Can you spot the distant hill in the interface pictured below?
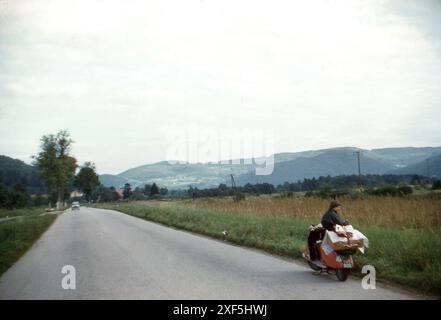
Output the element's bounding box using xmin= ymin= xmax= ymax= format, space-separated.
xmin=0 ymin=155 xmax=45 ymax=192
xmin=235 ymin=148 xmax=396 ymax=185
xmin=98 ymin=174 xmax=129 ymax=189
xmin=98 ymin=146 xmax=441 ymax=189
xmin=236 ymin=147 xmax=441 ymax=185
xmin=391 ymin=154 xmax=441 ymax=177
xmin=115 ymin=161 xmax=254 ymax=189
xmin=366 ymin=147 xmax=441 ymax=167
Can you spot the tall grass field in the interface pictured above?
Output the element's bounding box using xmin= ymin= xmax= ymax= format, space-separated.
xmin=96 ymin=194 xmax=441 ymax=294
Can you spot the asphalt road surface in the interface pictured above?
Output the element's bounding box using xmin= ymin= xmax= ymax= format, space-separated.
xmin=0 ymin=207 xmax=421 ymax=299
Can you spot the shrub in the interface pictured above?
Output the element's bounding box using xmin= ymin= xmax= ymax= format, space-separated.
xmin=432 ymin=179 xmax=441 ymax=190
xmin=0 ymin=183 xmax=31 ymax=209
xmin=397 ymin=184 xmax=413 ymax=196
xmin=366 ymin=185 xmax=413 ymax=197
xmin=304 ymin=191 xmax=315 ymax=197
xmin=233 ymin=193 xmax=246 ymax=202
xmin=32 ymin=194 xmax=49 ymax=207
xmin=317 ymin=183 xmax=334 ymax=198
xmin=281 ymin=191 xmax=294 ymax=198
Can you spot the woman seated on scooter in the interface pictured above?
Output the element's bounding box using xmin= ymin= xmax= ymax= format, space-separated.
xmin=308 ymin=201 xmax=349 ymax=261
xmin=321 ymin=200 xmax=349 ymax=230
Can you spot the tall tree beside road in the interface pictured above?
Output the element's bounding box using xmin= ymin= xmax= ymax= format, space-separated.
xmin=123 ymin=183 xmax=132 ymax=199
xmin=33 ymin=130 xmax=77 ymax=209
xmin=74 ymin=162 xmax=100 ymax=201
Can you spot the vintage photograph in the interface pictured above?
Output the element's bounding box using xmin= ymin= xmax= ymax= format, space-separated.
xmin=0 ymin=0 xmax=440 ymax=306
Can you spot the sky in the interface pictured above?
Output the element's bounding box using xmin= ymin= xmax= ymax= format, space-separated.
xmin=0 ymin=0 xmax=440 ymax=174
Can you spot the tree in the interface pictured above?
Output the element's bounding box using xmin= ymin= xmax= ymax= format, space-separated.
xmin=432 ymin=179 xmax=441 ymax=190
xmin=33 ymin=130 xmax=77 ymax=209
xmin=159 ymin=187 xmax=168 ymax=196
xmin=144 ymin=184 xmax=152 ymax=195
xmin=123 ymin=183 xmax=132 ymax=199
xmin=33 ymin=193 xmax=49 ymax=207
xmin=74 ymin=162 xmax=100 ymax=201
xmin=11 ymin=182 xmax=30 ymax=207
xmin=150 ymin=183 xmax=160 ymax=196
xmin=318 ymin=183 xmax=334 ymax=198
xmin=0 ymin=184 xmax=8 ymax=208
xmin=93 ymin=185 xmax=120 ymax=202
xmin=410 ymin=175 xmax=421 ymax=185
xmin=0 ymin=183 xmax=30 ymax=209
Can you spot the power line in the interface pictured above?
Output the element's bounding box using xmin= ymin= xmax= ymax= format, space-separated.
xmin=354 ymin=151 xmax=361 ymax=176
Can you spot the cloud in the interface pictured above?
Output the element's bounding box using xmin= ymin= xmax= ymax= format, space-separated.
xmin=0 ymin=0 xmax=440 ymax=173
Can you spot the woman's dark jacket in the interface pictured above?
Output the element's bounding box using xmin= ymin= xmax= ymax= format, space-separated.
xmin=321 ymin=209 xmax=348 ymax=230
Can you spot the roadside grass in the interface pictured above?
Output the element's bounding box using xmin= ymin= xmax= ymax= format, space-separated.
xmin=0 ymin=207 xmax=52 ymax=219
xmin=95 ymin=201 xmax=441 ymax=294
xmin=0 ymin=213 xmax=57 ymax=276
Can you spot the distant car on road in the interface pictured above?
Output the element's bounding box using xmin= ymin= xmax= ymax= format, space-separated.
xmin=71 ymin=201 xmax=80 ymax=211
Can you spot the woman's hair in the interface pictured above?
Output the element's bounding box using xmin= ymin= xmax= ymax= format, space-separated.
xmin=329 ymin=200 xmax=342 ymax=210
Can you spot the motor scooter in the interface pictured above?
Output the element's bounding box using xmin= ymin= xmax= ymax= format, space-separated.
xmin=303 ymin=227 xmax=361 ymax=281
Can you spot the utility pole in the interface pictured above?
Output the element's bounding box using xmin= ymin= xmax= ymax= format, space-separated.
xmin=426 ymin=159 xmax=431 ymax=182
xmin=230 ymin=174 xmax=237 ymax=190
xmin=354 ymin=151 xmax=362 ymax=189
xmin=230 ymin=174 xmax=238 ymax=196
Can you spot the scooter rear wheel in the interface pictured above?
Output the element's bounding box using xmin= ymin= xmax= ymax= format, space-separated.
xmin=336 ymin=268 xmax=349 ymax=281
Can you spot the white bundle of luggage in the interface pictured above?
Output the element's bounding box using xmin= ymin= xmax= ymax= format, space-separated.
xmin=322 ymin=225 xmax=369 ymax=254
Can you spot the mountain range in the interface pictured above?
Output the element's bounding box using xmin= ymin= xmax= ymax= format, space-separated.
xmin=98 ymin=146 xmax=441 ymax=189
xmin=2 ymin=146 xmax=439 ymax=192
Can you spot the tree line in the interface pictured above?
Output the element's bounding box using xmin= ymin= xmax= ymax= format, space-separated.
xmin=0 ymin=127 xmax=170 ymax=208
xmin=181 ymin=174 xmax=439 ymax=199
xmin=115 ymin=183 xmax=169 ymax=201
xmin=0 ymin=130 xmax=102 ymax=209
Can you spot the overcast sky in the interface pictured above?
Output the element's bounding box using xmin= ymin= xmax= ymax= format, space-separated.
xmin=0 ymin=0 xmax=440 ymax=174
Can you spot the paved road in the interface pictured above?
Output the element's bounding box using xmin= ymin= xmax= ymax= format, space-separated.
xmin=0 ymin=207 xmax=421 ymax=299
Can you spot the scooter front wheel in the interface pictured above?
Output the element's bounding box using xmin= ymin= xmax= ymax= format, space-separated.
xmin=336 ymin=268 xmax=349 ymax=281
